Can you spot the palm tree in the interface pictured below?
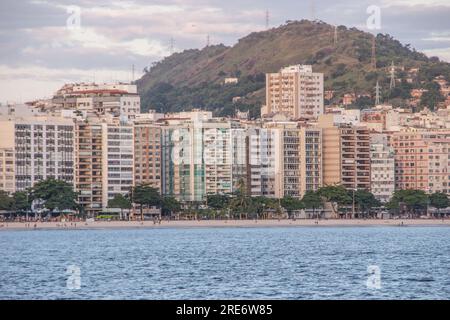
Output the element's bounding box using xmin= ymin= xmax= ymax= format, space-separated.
xmin=230 ymin=179 xmax=252 ymax=219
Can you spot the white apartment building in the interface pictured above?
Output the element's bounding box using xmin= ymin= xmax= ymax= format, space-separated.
xmin=0 ymin=117 xmax=75 ymax=192
xmin=52 ymin=83 xmax=140 ymax=120
xmin=102 ymin=122 xmax=134 ymax=208
xmin=263 ymin=65 xmax=324 ymax=119
xmin=370 ymin=134 xmax=395 ymax=203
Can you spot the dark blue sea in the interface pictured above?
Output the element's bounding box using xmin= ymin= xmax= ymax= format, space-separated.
xmin=1 ymin=226 xmax=449 ymax=299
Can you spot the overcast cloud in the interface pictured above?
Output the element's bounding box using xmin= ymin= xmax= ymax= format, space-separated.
xmin=1 ymin=0 xmax=449 ymax=103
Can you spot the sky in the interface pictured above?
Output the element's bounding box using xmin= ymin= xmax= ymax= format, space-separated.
xmin=0 ymin=0 xmax=450 ymax=104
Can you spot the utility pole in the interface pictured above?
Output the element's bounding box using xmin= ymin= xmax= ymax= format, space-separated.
xmin=375 ymin=81 xmax=381 ymax=105
xmin=390 ymin=61 xmax=396 ymax=90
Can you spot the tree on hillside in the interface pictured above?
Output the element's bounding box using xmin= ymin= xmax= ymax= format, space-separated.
xmin=108 ymin=194 xmax=132 ymax=220
xmin=31 ymin=179 xmax=78 ymax=215
xmin=429 ymin=192 xmax=449 ymax=217
xmin=132 ymin=185 xmax=161 ymax=220
xmin=302 ymin=191 xmax=324 ymax=219
xmin=420 ymin=82 xmax=445 ymax=111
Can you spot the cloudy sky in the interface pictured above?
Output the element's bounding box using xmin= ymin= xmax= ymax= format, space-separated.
xmin=0 ymin=0 xmax=449 ymax=103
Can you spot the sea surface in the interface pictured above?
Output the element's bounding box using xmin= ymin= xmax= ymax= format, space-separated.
xmin=1 ymin=226 xmax=450 ymax=300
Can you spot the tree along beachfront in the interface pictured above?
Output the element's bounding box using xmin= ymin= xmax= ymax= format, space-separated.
xmin=0 ymin=179 xmax=448 ymax=220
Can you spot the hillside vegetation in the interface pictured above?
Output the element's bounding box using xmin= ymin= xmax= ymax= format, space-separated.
xmin=137 ymin=20 xmax=450 ymax=117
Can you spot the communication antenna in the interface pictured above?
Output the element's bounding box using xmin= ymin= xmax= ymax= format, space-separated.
xmin=206 ymin=34 xmax=210 ymax=47
xmin=375 ymin=81 xmax=381 ymax=105
xmin=389 ymin=61 xmax=396 ymax=90
xmin=265 ymin=9 xmax=270 ymax=29
xmin=371 ymin=35 xmax=377 ymax=70
xmin=131 ymin=64 xmax=135 ymax=83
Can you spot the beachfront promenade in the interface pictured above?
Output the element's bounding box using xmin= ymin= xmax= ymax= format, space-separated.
xmin=1 ymin=219 xmax=450 ymax=231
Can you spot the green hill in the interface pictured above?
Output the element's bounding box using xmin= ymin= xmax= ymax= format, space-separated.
xmin=137 ymin=19 xmax=450 ymax=117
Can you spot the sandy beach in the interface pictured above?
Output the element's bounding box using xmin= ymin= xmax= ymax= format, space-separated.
xmin=1 ymin=219 xmax=450 ymax=231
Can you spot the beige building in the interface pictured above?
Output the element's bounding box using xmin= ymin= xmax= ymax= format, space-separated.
xmin=133 ymin=120 xmax=162 ymax=192
xmin=0 ymin=148 xmax=14 ymax=193
xmin=250 ymin=120 xmax=322 ymax=198
xmin=74 ymin=121 xmax=104 ymax=216
xmin=392 ymin=129 xmax=450 ymax=194
xmin=319 ymin=115 xmax=371 ymax=190
xmin=263 ymin=65 xmax=324 ymax=119
xmin=74 ymin=118 xmax=135 ymax=215
xmin=0 ymin=121 xmax=15 ymax=193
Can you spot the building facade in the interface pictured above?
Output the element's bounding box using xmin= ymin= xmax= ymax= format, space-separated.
xmin=74 ymin=121 xmax=103 ymax=216
xmin=392 ymin=130 xmax=450 ymax=194
xmin=133 ymin=121 xmax=162 ymax=192
xmin=263 ymin=65 xmax=324 ymax=119
xmin=370 ymin=134 xmax=395 ymax=203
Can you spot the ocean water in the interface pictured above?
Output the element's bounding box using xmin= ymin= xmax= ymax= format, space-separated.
xmin=1 ymin=226 xmax=450 ymax=300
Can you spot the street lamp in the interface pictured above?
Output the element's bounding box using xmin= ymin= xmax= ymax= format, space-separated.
xmin=352 ymin=188 xmax=357 ymax=219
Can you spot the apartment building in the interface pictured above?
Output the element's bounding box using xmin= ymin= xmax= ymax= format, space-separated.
xmin=52 ymin=83 xmax=140 ymax=120
xmin=300 ymin=127 xmax=322 ymax=195
xmin=340 ymin=125 xmax=371 ymax=190
xmin=133 ymin=120 xmax=162 ymax=192
xmin=263 ymin=65 xmax=324 ymax=119
xmin=248 ymin=120 xmax=322 ymax=199
xmin=204 ymin=123 xmax=233 ymax=195
xmin=74 ymin=121 xmax=103 ymax=216
xmin=370 ymin=134 xmax=395 ymax=202
xmin=161 ymin=112 xmax=235 ymax=202
xmin=319 ymin=115 xmax=371 ymax=191
xmin=392 ymin=130 xmax=450 ymax=194
xmin=0 ymin=148 xmax=14 ymax=193
xmin=231 ymin=123 xmax=248 ymax=191
xmin=0 ymin=117 xmax=75 ymax=192
xmin=74 ymin=118 xmax=135 ymax=214
xmin=246 ymin=126 xmax=265 ymax=197
xmin=102 ymin=122 xmax=134 ymax=208
xmin=0 ymin=121 xmax=15 ymax=193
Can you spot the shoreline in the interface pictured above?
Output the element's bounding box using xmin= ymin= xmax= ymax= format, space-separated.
xmin=1 ymin=219 xmax=450 ymax=231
